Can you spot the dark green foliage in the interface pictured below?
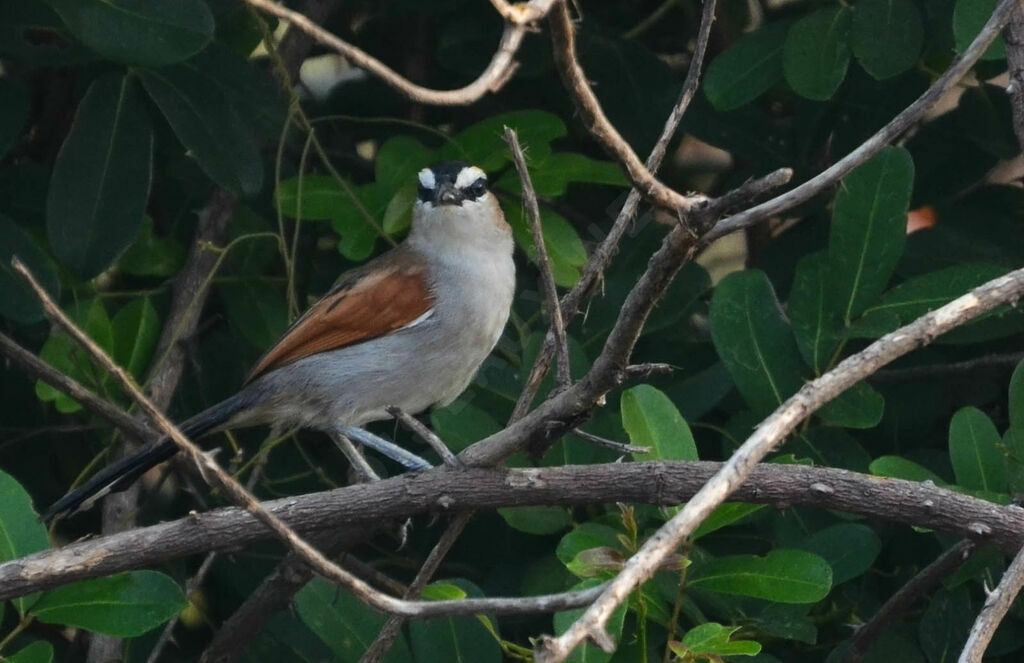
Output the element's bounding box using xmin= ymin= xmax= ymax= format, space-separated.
xmin=1 ymin=0 xmax=1022 ymax=661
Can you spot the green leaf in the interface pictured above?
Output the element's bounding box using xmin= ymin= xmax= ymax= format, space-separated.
xmin=45 ymin=0 xmax=213 ymax=66
xmin=798 ymin=523 xmax=881 ymax=585
xmin=111 ymin=298 xmax=161 ymax=381
xmin=218 ymin=281 xmax=288 ymax=351
xmin=817 ymin=382 xmax=885 ymax=429
xmin=498 ymin=506 xmax=572 ymax=536
xmin=6 ymin=641 xmax=54 ymax=663
xmin=919 ymin=587 xmax=972 ymax=663
xmin=276 ymin=175 xmax=353 ymax=221
xmin=953 ymin=0 xmax=1005 ymax=61
xmin=503 ymin=204 xmax=587 ymax=287
xmin=565 ymin=547 xmax=625 ymax=578
xmin=948 ymin=406 xmax=1006 ymax=493
xmin=783 ymin=6 xmax=852 ymax=101
xmin=35 ymin=300 xmax=114 ymax=414
xmin=0 ymin=214 xmax=60 ymax=324
xmin=496 ymin=152 xmax=628 ymax=198
xmin=869 ymin=455 xmax=945 ymax=484
xmin=556 ymin=523 xmax=623 ymax=567
xmin=295 ymin=577 xmax=412 ymax=662
xmin=118 ymin=216 xmax=186 ymax=277
xmin=376 ymin=136 xmax=432 ymax=194
xmin=46 ymin=73 xmax=151 ymax=278
xmin=676 ymin=622 xmax=762 ymax=657
xmin=692 ymin=503 xmax=765 ymax=540
xmin=440 ymin=110 xmax=566 ymax=171
xmin=710 ymin=270 xmax=807 ymax=416
xmin=854 ymin=264 xmax=1009 ymax=336
xmin=554 ymin=579 xmax=627 ymax=663
xmin=0 ymin=469 xmax=50 ymax=616
xmin=689 ymin=549 xmax=832 ymax=603
xmin=851 ymin=0 xmax=924 ymax=79
xmin=31 ymin=571 xmax=186 ymax=636
xmin=1010 ymin=359 xmax=1024 ymax=431
xmin=828 ymin=146 xmax=915 ymax=323
xmin=382 ymin=182 xmax=417 ymax=235
xmin=430 ymin=400 xmax=501 ymax=452
xmin=704 ymin=22 xmax=788 ymax=111
xmin=409 ymin=580 xmax=501 ymax=663
xmin=620 ymin=385 xmax=698 ymax=461
xmin=789 ymin=252 xmax=842 ymax=374
xmin=140 ymin=66 xmax=262 ymax=196
xmin=0 ymin=78 xmax=29 ymax=160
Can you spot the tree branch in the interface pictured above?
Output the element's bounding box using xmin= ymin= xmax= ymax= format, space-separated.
xmin=534 ymin=265 xmax=1024 ymax=661
xmin=7 ymin=461 xmax=1024 ymax=602
xmin=959 ymin=542 xmax=1024 ymax=662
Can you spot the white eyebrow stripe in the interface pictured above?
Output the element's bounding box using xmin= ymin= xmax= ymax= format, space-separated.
xmin=455 ymin=166 xmax=486 ymax=189
xmin=418 ymin=168 xmax=436 ymax=190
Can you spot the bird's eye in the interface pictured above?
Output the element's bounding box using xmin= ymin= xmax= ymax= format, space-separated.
xmin=468 ymin=178 xmax=487 ymax=198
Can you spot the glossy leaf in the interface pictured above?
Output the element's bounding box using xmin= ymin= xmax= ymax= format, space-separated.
xmin=798 ymin=523 xmax=881 ymax=585
xmin=675 ymin=623 xmax=762 ymax=657
xmin=276 ymin=175 xmax=355 ymax=221
xmin=409 ymin=580 xmax=501 ymax=663
xmin=31 ymin=571 xmax=186 ymax=636
xmin=35 ymin=300 xmax=114 ymax=414
xmin=295 ymin=577 xmax=412 ymax=662
xmin=783 ymin=6 xmax=852 ymax=101
xmin=0 ymin=79 xmax=29 ymax=159
xmin=789 ymin=251 xmax=842 ymax=374
xmin=919 ymin=587 xmax=972 ymax=663
xmin=1010 ymin=359 xmax=1024 ymax=431
xmin=504 ymin=204 xmax=587 ymax=287
xmin=620 ymin=385 xmax=698 ymax=461
xmin=851 ymin=0 xmax=924 ymax=79
xmin=497 ymin=152 xmax=628 ymax=197
xmin=0 ymin=469 xmax=49 ymax=616
xmin=140 ymin=66 xmax=262 ymax=196
xmin=554 ymin=579 xmax=627 ymax=663
xmin=953 ymin=0 xmax=1005 ymax=61
xmin=710 ymin=270 xmax=807 ymax=416
xmin=376 ymin=136 xmax=432 ymax=194
xmin=828 ymin=146 xmax=914 ymax=323
xmin=689 ymin=549 xmax=832 ymax=603
xmin=692 ymin=503 xmax=765 ymax=540
xmin=45 ymin=0 xmax=213 ymax=66
xmin=869 ymin=456 xmax=945 ymax=484
xmin=817 ymin=382 xmax=885 ymax=429
xmin=948 ymin=406 xmax=1006 ymax=493
xmin=556 ymin=523 xmax=623 ymax=567
xmin=430 ymin=400 xmax=501 ymax=452
xmin=439 ymin=110 xmax=566 ymax=171
xmin=498 ymin=506 xmax=572 ymax=536
xmin=704 ymin=22 xmax=788 ymax=111
xmin=119 ymin=216 xmax=186 ymax=277
xmin=0 ymin=214 xmax=60 ymax=324
xmin=6 ymin=641 xmax=54 ymax=663
xmin=111 ymin=298 xmax=161 ymax=381
xmin=46 ymin=73 xmax=152 ymax=278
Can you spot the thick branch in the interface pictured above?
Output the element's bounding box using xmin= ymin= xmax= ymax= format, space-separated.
xmin=1004 ymin=3 xmax=1024 ymax=150
xmin=7 ymin=461 xmax=1024 ymax=602
xmin=535 ymin=265 xmax=1024 ymax=661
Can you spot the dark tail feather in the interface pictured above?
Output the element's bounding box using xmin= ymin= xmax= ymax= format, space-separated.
xmin=41 ymin=394 xmax=250 ymax=522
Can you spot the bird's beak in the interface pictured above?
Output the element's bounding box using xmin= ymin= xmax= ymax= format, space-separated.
xmin=434 ymin=182 xmax=463 ymax=206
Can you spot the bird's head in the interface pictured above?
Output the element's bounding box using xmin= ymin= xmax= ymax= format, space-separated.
xmin=416 ymin=161 xmax=490 ymax=209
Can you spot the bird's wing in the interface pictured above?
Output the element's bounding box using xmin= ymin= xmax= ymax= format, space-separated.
xmin=245 ymin=249 xmax=435 ymax=383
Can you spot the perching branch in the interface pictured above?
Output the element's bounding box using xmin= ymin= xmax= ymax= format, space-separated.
xmin=243 ymin=0 xmax=558 ymax=106
xmin=7 ymin=461 xmax=1024 ymax=603
xmin=959 ymin=542 xmax=1024 ymax=662
xmin=534 ymin=265 xmax=1024 ymax=662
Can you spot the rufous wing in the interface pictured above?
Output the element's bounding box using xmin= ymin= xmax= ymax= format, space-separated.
xmin=246 ymin=257 xmax=435 ymax=382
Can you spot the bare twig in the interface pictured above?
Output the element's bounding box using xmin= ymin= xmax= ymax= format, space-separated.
xmin=510 ymin=0 xmax=720 ymax=421
xmin=8 ymin=461 xmax=1024 ymax=602
xmin=534 ymin=266 xmax=1024 ymax=662
xmin=0 ymin=330 xmax=154 ymax=444
xmin=244 ymin=0 xmax=557 ymax=106
xmin=702 ymin=0 xmax=1021 ymax=244
xmin=843 ymin=540 xmax=977 ymax=663
xmin=870 ymin=351 xmax=1024 ymax=384
xmin=360 ymin=512 xmax=475 ymax=663
xmin=331 ymin=429 xmax=382 ymax=483
xmin=572 ymin=429 xmax=650 ymax=455
xmin=504 ymin=126 xmax=572 ymax=392
xmin=387 ymin=406 xmax=460 ymax=467
xmin=959 ymin=543 xmax=1024 ymax=662
xmin=548 ymin=1 xmax=704 ymax=215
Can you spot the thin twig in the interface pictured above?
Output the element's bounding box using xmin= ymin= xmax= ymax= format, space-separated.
xmin=387 ymin=406 xmax=460 ymax=467
xmin=702 ymin=0 xmax=1021 ymax=244
xmin=331 ymin=429 xmax=382 ymax=483
xmin=870 ymin=352 xmax=1024 ymax=384
xmin=244 ymin=0 xmax=557 ymax=106
xmin=504 ymin=126 xmax=572 ymax=392
xmin=534 ymin=265 xmax=1024 ymax=662
xmin=510 ymin=0 xmax=720 ymax=421
xmin=360 ymin=512 xmax=476 ymax=663
xmin=572 ymin=429 xmax=650 ymax=455
xmin=959 ymin=541 xmax=1024 ymax=662
xmin=843 ymin=540 xmax=976 ymax=663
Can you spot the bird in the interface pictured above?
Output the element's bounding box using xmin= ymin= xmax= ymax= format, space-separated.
xmin=43 ymin=161 xmax=516 ymax=522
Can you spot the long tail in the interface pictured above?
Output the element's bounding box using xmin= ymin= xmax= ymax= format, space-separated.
xmin=41 ymin=394 xmax=251 ymax=522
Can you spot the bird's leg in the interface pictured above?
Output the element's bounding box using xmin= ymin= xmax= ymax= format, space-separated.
xmin=337 ymin=425 xmax=433 ymax=471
